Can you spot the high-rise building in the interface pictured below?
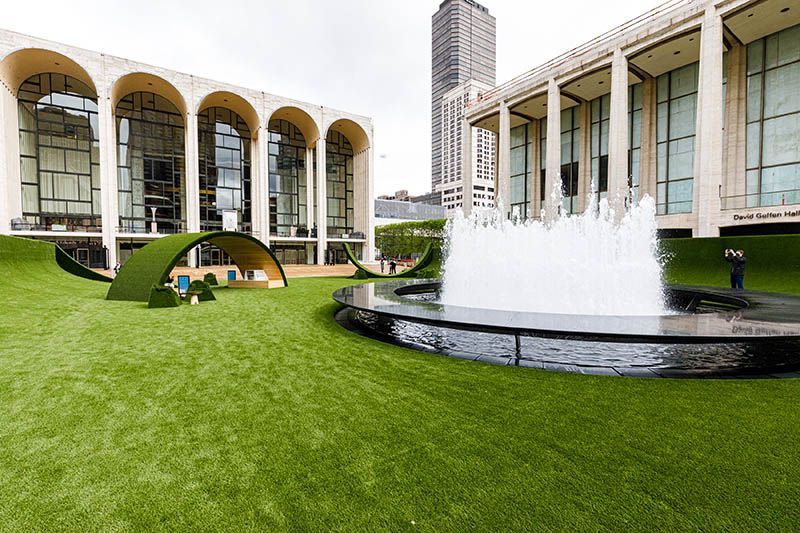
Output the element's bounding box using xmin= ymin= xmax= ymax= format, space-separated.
xmin=431 ymin=0 xmax=496 ymax=197
xmin=438 ymin=80 xmax=496 ymax=213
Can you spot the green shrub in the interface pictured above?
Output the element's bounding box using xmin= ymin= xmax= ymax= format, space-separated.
xmin=188 ymin=280 xmax=216 ymax=302
xmin=415 ymin=266 xmax=440 ymax=279
xmin=203 ymin=272 xmax=218 ymax=286
xmin=147 ymin=284 xmax=181 ymax=308
xmin=352 ymin=269 xmax=369 ymax=280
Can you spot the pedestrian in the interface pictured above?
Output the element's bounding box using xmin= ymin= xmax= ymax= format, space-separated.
xmin=724 ymin=248 xmax=746 ymax=290
xmin=380 ymin=256 xmax=385 ymax=273
xmin=113 ymin=262 xmax=121 ymax=277
xmin=389 ymin=257 xmax=397 ymax=275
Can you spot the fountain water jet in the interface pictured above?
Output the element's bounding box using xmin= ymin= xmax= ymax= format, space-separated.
xmin=440 ymin=195 xmax=665 ymax=316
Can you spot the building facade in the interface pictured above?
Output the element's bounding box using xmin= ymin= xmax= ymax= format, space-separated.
xmin=374 ymin=198 xmax=447 ymax=227
xmin=432 ymin=0 xmax=496 ymax=197
xmin=464 ymin=0 xmax=800 ymax=237
xmin=0 ymin=29 xmax=375 ymax=268
xmin=439 ymin=80 xmax=496 ymax=212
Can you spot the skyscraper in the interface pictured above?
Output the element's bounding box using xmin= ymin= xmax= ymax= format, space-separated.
xmin=431 ymin=0 xmax=496 ymax=196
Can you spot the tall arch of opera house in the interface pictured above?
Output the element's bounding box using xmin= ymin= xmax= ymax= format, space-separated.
xmin=0 ymin=31 xmax=374 ymax=270
xmin=464 ymin=0 xmax=800 ymax=238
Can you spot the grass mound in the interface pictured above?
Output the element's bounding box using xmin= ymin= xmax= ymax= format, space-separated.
xmin=148 ymin=284 xmax=181 ymax=308
xmin=188 ymin=279 xmax=215 ymax=301
xmin=203 ymin=272 xmax=218 ymax=286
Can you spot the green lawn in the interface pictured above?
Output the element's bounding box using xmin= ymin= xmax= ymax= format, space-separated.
xmin=1 ymin=244 xmax=799 ymax=530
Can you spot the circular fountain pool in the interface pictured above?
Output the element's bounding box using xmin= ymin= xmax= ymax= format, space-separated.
xmin=333 ymin=279 xmax=800 ymax=378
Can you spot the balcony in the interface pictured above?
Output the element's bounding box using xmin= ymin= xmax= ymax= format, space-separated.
xmin=721 ymin=189 xmax=800 ymax=211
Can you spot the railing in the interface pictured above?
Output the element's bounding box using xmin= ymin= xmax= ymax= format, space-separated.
xmin=466 ymin=0 xmax=691 ymax=108
xmin=116 ymin=224 xmax=187 ymax=235
xmin=328 ymin=231 xmax=366 ymax=240
xmin=11 ymin=221 xmax=101 ymax=232
xmin=721 ymin=190 xmax=800 ymax=211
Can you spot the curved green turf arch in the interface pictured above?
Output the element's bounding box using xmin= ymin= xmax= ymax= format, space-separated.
xmin=0 ymin=234 xmax=112 ymax=282
xmin=106 ymin=232 xmax=287 ymax=302
xmin=343 ymin=242 xmax=434 ymax=279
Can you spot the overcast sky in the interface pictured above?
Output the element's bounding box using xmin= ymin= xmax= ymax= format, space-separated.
xmin=2 ymin=0 xmax=663 ymax=195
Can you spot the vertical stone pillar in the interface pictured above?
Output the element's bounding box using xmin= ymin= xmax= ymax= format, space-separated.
xmin=305 ymin=146 xmax=314 ymax=228
xmin=1 ymin=87 xmax=22 ymax=230
xmin=577 ymin=103 xmax=592 ymax=213
xmin=249 ymin=129 xmax=259 ymax=239
xmin=184 ymin=112 xmax=200 ymax=234
xmin=545 ymin=79 xmax=562 ymax=219
xmin=608 ymin=48 xmax=630 ymax=216
xmin=257 ymin=129 xmax=269 ymax=243
xmin=364 ymin=146 xmax=375 ymax=262
xmin=0 ymin=86 xmax=14 ymax=232
xmin=639 ymin=77 xmax=657 ymax=199
xmin=496 ymin=101 xmax=511 ymax=216
xmin=98 ymin=89 xmax=118 ymax=267
xmin=315 ymin=138 xmax=327 ymax=265
xmin=530 ymin=119 xmax=541 ymax=219
xmin=695 ymin=5 xmax=724 ymax=237
xmin=184 ymin=110 xmax=200 ymax=267
xmin=461 ymin=119 xmax=473 ymax=216
xmin=723 ymin=43 xmax=747 ymax=201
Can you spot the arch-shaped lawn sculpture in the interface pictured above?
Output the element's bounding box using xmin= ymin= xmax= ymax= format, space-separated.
xmin=344 ymin=242 xmax=434 ymax=279
xmin=106 ymin=231 xmax=287 ymax=302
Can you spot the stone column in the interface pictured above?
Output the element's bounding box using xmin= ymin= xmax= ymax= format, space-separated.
xmin=305 ymin=146 xmax=314 ymax=228
xmin=364 ymin=146 xmax=375 ymax=262
xmin=0 ymin=87 xmax=22 ymax=231
xmin=249 ymin=129 xmax=260 ymax=239
xmin=694 ymin=5 xmax=724 ymax=237
xmin=315 ymin=138 xmax=327 ymax=265
xmin=496 ymin=101 xmax=511 ymax=216
xmin=98 ymin=91 xmax=118 ymax=267
xmin=608 ymin=49 xmax=630 ymax=216
xmin=184 ymin=111 xmax=200 ymax=266
xmin=545 ymin=79 xmax=562 ymax=219
xmin=530 ymin=119 xmax=541 ymax=219
xmin=639 ymin=77 xmax=658 ymax=200
xmin=0 ymin=86 xmax=15 ymax=232
xmin=461 ymin=119 xmax=473 ymax=216
xmin=577 ymin=103 xmax=592 ymax=213
xmin=257 ymin=130 xmax=270 ymax=243
xmin=723 ymin=43 xmax=747 ymax=202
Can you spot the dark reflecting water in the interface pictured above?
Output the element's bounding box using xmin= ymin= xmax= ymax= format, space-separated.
xmin=353 ymin=310 xmax=800 ymax=371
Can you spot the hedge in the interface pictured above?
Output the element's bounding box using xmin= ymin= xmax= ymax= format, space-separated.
xmin=203 ymin=272 xmax=219 ymax=286
xmin=661 ymin=234 xmax=800 ymax=293
xmin=188 ymin=280 xmax=216 ymax=302
xmin=106 ymin=232 xmax=286 ymax=302
xmin=147 ymin=284 xmax=181 ymax=308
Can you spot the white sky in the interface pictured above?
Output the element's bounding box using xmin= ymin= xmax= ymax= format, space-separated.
xmin=2 ymin=0 xmax=664 ymax=195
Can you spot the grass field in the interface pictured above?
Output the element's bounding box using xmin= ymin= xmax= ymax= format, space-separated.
xmin=1 ymin=239 xmax=799 ymax=530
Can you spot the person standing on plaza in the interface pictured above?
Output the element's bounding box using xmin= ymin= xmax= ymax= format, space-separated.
xmin=724 ymin=248 xmax=746 ymax=290
xmin=380 ymin=256 xmax=385 ymax=273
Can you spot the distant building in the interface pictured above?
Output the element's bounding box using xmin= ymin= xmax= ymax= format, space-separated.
xmin=432 ymin=0 xmax=496 ymax=198
xmin=438 ymin=80 xmax=496 ymax=213
xmin=376 ymin=190 xmax=442 ymax=206
xmin=374 ymin=199 xmax=446 ymax=227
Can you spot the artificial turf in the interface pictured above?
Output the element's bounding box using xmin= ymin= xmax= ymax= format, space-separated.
xmin=0 ymin=241 xmax=799 ymax=530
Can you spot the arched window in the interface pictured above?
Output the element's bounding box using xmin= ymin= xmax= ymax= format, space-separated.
xmin=17 ymin=73 xmax=100 ymax=229
xmin=116 ymin=92 xmax=185 ymax=233
xmin=268 ymin=119 xmax=307 ymax=236
xmin=325 ymin=130 xmax=353 ymax=237
xmin=198 ymin=107 xmax=251 ymax=231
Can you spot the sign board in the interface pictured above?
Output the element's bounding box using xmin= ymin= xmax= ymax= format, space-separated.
xmin=245 ymin=269 xmax=268 ymax=281
xmin=732 ymin=209 xmax=800 ymax=223
xmin=222 ymin=210 xmax=239 ymax=232
xmin=177 ymin=275 xmax=190 ymax=295
xmin=51 ymin=224 xmax=67 ymax=231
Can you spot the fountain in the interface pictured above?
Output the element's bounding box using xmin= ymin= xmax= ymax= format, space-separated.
xmin=333 ymin=192 xmax=800 ymax=377
xmin=440 ymin=196 xmax=664 ymax=316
